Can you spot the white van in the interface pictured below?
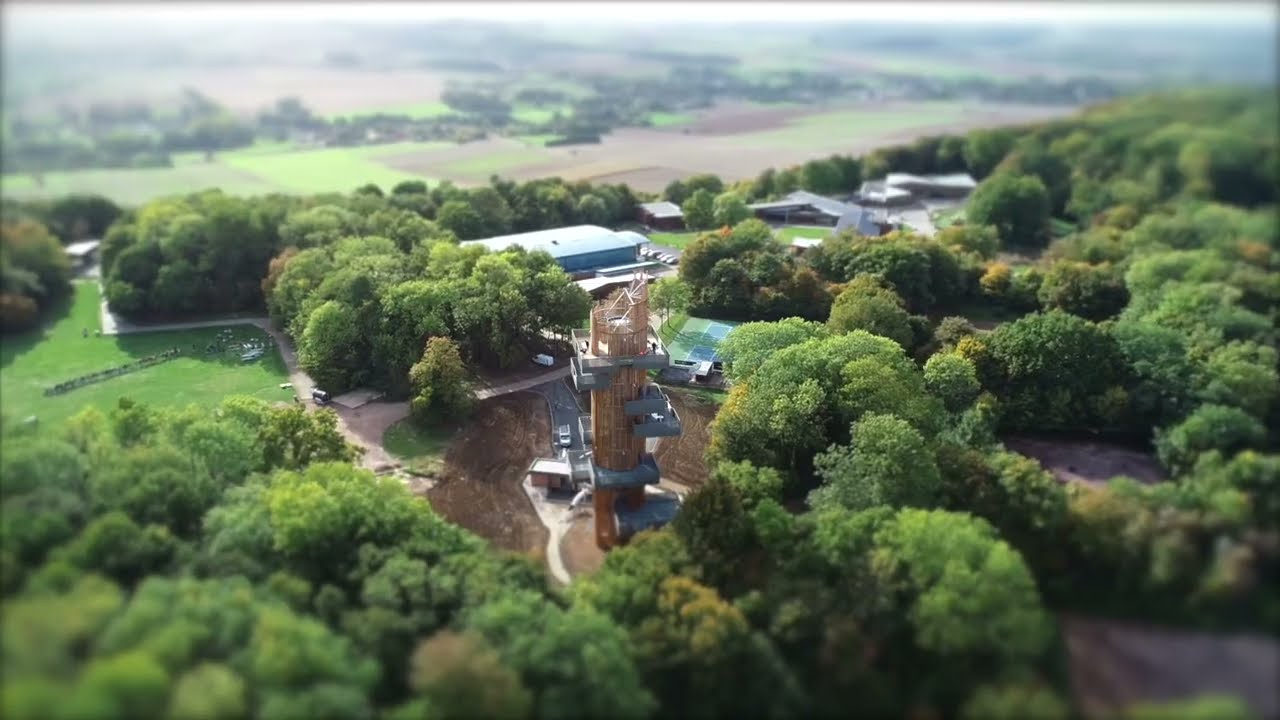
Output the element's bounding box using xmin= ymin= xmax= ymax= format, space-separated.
xmin=532 ymin=354 xmax=554 ymax=367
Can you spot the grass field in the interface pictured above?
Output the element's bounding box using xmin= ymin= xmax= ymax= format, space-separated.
xmin=1 ymin=283 xmax=290 ymax=425
xmin=2 ymin=142 xmax=443 ymax=203
xmin=648 ymin=112 xmax=695 ymax=127
xmin=221 ymin=143 xmax=441 ymax=194
xmin=656 ymin=311 xmax=689 ymax=346
xmin=382 ymin=418 xmax=457 ymax=475
xmin=774 ymin=226 xmax=830 ymax=243
xmin=649 ymin=232 xmax=700 ymax=249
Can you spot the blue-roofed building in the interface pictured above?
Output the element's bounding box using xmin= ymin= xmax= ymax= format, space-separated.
xmin=462 ymin=225 xmax=643 ymax=275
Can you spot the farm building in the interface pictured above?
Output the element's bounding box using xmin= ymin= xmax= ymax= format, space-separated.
xmin=462 ymin=225 xmax=645 ymax=275
xmin=750 ymin=191 xmax=893 ymax=236
xmin=857 ymin=172 xmax=978 ymax=205
xmin=64 ymin=239 xmax=101 ymax=269
xmin=637 ymin=201 xmax=685 ymax=231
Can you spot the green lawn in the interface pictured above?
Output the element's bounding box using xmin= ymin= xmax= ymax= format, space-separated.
xmin=0 ymin=164 xmax=278 ymax=205
xmin=649 ymin=232 xmax=700 ymax=250
xmin=382 ymin=418 xmax=457 ymax=475
xmin=647 ymin=112 xmax=694 ymax=127
xmin=2 ymin=141 xmax=446 ymax=204
xmin=326 ymin=101 xmax=453 ymax=121
xmin=221 ymin=143 xmax=438 ymax=194
xmin=774 ymin=226 xmax=829 ymax=243
xmin=1 ymin=283 xmax=290 ymax=425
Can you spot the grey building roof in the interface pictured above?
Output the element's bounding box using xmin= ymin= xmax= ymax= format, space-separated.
xmin=749 ymin=190 xmax=857 ymax=218
xmin=462 ymin=225 xmax=641 ymax=259
xmin=64 ymin=240 xmax=102 ymax=257
xmin=834 ymin=206 xmax=885 ymax=237
xmin=639 ymin=201 xmax=683 ymax=219
xmin=885 ymin=172 xmax=977 ymax=190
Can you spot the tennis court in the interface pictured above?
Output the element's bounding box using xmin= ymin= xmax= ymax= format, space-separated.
xmin=666 ymin=316 xmax=740 ymax=365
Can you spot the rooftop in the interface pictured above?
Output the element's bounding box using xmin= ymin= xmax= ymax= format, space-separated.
xmin=884 ymin=172 xmax=977 ymax=189
xmin=749 ymin=190 xmax=857 ymax=218
xmin=789 ymin=237 xmax=825 ymax=249
xmin=834 ymin=206 xmax=885 ymax=237
xmin=64 ymin=240 xmax=102 ymax=257
xmin=463 ymin=225 xmax=643 ymax=259
xmin=639 ymin=201 xmax=683 ymax=218
xmin=576 ymin=273 xmax=656 ymax=293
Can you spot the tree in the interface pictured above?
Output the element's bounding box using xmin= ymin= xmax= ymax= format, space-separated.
xmin=709 ymin=460 xmax=784 ymax=510
xmin=717 ymin=317 xmax=828 ymax=382
xmin=981 ymin=311 xmax=1128 ymax=432
xmin=436 ymin=200 xmax=486 ymax=241
xmin=923 ymin=352 xmax=981 ymax=412
xmin=648 ymin=277 xmax=691 ymax=328
xmin=681 ymin=189 xmax=716 ymax=231
xmin=1036 ymin=260 xmax=1129 ymax=321
xmin=872 ymin=508 xmax=1052 ymax=662
xmin=408 ymin=337 xmax=474 ymax=424
xmin=298 ymin=300 xmax=365 ymax=393
xmin=827 ymin=277 xmax=914 ymax=349
xmin=937 ymin=224 xmax=1000 ymax=260
xmin=405 ymin=631 xmax=532 ymax=720
xmin=575 ymin=194 xmax=609 ymax=226
xmin=711 ymin=192 xmax=751 ymax=227
xmin=966 ymin=172 xmax=1051 ymax=249
xmin=810 ymin=413 xmax=941 ymax=512
xmin=1154 ymin=404 xmax=1267 ymax=476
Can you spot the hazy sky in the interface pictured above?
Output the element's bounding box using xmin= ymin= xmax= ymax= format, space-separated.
xmin=7 ymin=1 xmax=1275 ymax=26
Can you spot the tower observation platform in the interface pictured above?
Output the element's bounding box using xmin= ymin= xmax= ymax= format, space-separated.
xmin=562 ymin=274 xmax=684 ymax=549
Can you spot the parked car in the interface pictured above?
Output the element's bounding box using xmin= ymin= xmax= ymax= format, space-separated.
xmin=668 ymin=256 xmax=680 ymax=265
xmin=312 ymin=389 xmax=331 ymax=405
xmin=532 ymin=353 xmax=554 ymax=366
xmin=558 ymin=424 xmax=572 ymax=447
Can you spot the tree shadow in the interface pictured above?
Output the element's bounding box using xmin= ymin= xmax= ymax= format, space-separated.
xmin=0 ymin=292 xmax=78 ymax=371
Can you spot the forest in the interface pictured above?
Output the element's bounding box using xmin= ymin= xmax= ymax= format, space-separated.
xmin=1 ymin=86 xmax=1277 ymax=719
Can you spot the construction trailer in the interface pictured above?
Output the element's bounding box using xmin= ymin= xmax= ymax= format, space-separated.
xmin=566 ymin=274 xmax=684 ymax=550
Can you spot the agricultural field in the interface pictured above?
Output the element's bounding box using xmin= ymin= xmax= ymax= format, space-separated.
xmin=2 ymin=141 xmax=445 ymax=203
xmin=3 ymin=100 xmax=1076 ymax=204
xmin=0 ymin=283 xmax=290 ymax=425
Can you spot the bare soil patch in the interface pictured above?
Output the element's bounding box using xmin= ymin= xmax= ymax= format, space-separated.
xmin=1061 ymin=614 xmax=1280 ymax=719
xmin=334 ymin=400 xmax=411 ymax=471
xmin=653 ymin=388 xmax=718 ymax=489
xmin=561 ymin=513 xmax=606 ymax=577
xmin=580 ymin=166 xmax=700 ymax=189
xmin=425 ymin=393 xmax=550 ymax=554
xmin=1003 ymin=436 xmax=1166 ymax=487
xmin=678 ymin=101 xmax=816 ymax=135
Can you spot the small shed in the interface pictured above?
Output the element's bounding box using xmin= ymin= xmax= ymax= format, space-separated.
xmin=64 ymin=240 xmax=102 ymax=268
xmin=788 ymin=237 xmax=824 ymax=256
xmin=527 ymin=457 xmax=574 ymax=490
xmin=637 ymin=201 xmax=685 ymax=231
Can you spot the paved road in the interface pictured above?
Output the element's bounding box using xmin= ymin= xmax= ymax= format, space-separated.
xmin=536 ymin=377 xmax=587 ymax=451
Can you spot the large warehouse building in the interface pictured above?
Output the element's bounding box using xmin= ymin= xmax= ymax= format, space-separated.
xmin=462 ymin=225 xmax=646 ymax=275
